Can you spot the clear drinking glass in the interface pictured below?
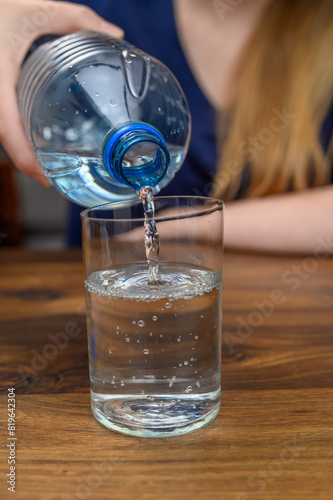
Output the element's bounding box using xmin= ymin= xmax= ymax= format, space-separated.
xmin=81 ymin=196 xmax=223 ymax=437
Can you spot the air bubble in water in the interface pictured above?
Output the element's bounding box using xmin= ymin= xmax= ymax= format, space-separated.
xmin=95 ymin=92 xmax=100 ymax=96
xmin=132 ymin=320 xmax=136 ymax=325
xmin=108 ymin=349 xmax=112 ymax=355
xmin=196 ymin=381 xmax=201 ymax=387
xmin=131 ymin=376 xmax=137 ymax=381
xmin=110 ymin=98 xmax=118 ymax=106
xmin=147 ymin=396 xmax=155 ymax=401
xmin=194 ymin=335 xmax=199 ymax=340
xmin=152 ymin=315 xmax=158 ymax=321
xmin=169 ymin=381 xmax=173 ymax=388
xmin=177 ymin=337 xmax=181 ymax=342
xmin=184 ymin=361 xmax=189 ymax=366
xmin=184 ymin=386 xmax=193 ymax=394
xmin=120 ymin=380 xmax=125 ymax=387
xmin=125 ymin=337 xmax=130 ymax=343
xmin=75 ymin=110 xmax=79 ymax=115
xmin=138 ymin=320 xmax=145 ymax=327
xmin=143 ymin=349 xmax=150 ymax=355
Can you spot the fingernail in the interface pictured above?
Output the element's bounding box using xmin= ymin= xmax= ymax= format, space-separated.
xmin=101 ymin=22 xmax=124 ymax=38
xmin=33 ymin=173 xmax=51 ymax=188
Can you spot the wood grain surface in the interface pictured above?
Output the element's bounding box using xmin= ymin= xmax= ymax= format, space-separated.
xmin=0 ymin=249 xmax=333 ymax=500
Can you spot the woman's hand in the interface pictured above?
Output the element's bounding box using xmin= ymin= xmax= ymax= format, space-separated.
xmin=0 ymin=0 xmax=123 ymax=186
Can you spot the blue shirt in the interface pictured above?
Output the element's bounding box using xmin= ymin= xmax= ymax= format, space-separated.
xmin=67 ymin=0 xmax=217 ymax=245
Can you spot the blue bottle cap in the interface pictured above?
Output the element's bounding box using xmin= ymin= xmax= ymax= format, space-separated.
xmin=103 ymin=121 xmax=170 ymax=191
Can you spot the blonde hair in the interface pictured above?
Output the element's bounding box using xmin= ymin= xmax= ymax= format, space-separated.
xmin=212 ymin=0 xmax=333 ymax=201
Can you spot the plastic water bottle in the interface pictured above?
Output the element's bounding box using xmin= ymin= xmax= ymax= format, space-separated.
xmin=17 ymin=31 xmax=191 ymax=206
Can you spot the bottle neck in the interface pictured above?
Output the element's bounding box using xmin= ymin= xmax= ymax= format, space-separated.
xmin=102 ymin=122 xmax=170 ymax=191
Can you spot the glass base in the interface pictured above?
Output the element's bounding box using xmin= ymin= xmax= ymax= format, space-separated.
xmin=91 ymin=394 xmax=220 ymax=438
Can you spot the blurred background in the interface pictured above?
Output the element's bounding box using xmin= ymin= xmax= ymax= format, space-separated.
xmin=0 ymin=144 xmax=69 ymax=249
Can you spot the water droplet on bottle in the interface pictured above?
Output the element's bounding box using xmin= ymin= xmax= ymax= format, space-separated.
xmin=177 ymin=337 xmax=181 ymax=342
xmin=147 ymin=396 xmax=155 ymax=402
xmin=159 ymin=402 xmax=165 ymax=408
xmin=120 ymin=380 xmax=125 ymax=387
xmin=168 ymin=381 xmax=173 ymax=388
xmin=149 ymin=332 xmax=153 ymax=336
xmin=143 ymin=348 xmax=150 ymax=355
xmin=95 ymin=92 xmax=100 ymax=96
xmin=194 ymin=335 xmax=199 ymax=340
xmin=110 ymin=98 xmax=118 ymax=106
xmin=75 ymin=110 xmax=79 ymax=115
xmin=108 ymin=349 xmax=112 ymax=355
xmin=138 ymin=320 xmax=145 ymax=327
xmin=125 ymin=337 xmax=130 ymax=343
xmin=165 ymin=302 xmax=172 ymax=308
xmin=152 ymin=315 xmax=158 ymax=321
xmin=184 ymin=386 xmax=193 ymax=394
xmin=68 ymin=88 xmax=71 ymax=92
xmin=132 ymin=320 xmax=136 ymax=325
xmin=131 ymin=376 xmax=137 ymax=381
xmin=190 ymin=357 xmax=195 ymax=362
xmin=184 ymin=361 xmax=189 ymax=366
xmin=196 ymin=381 xmax=201 ymax=387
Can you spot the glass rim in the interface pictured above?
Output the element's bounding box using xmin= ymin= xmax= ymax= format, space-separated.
xmin=80 ymin=195 xmax=224 ymax=223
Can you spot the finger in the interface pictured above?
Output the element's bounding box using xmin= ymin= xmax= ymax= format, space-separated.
xmin=31 ymin=1 xmax=124 ymax=38
xmin=5 ymin=1 xmax=124 ymax=68
xmin=0 ymin=81 xmax=50 ymax=186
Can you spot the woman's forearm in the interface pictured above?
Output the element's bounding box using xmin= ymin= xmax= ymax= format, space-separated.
xmin=224 ymin=185 xmax=333 ymax=255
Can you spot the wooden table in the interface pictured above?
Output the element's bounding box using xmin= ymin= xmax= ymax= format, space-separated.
xmin=0 ymin=249 xmax=333 ymax=500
